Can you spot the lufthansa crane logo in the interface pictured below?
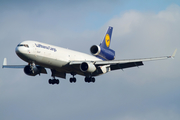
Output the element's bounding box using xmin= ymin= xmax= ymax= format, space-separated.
xmin=105 ymin=34 xmax=110 ymax=47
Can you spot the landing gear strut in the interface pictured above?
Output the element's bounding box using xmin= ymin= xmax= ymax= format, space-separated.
xmin=70 ymin=73 xmax=76 ymax=83
xmin=49 ymin=69 xmax=60 ymax=85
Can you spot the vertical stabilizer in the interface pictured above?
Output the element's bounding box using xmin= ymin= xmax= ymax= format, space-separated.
xmin=100 ymin=26 xmax=113 ymax=49
xmin=90 ymin=26 xmax=115 ymax=60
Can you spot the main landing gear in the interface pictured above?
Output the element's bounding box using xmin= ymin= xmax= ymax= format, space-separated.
xmin=69 ymin=76 xmax=95 ymax=83
xmin=48 ymin=71 xmax=96 ymax=84
xmin=49 ymin=77 xmax=59 ymax=85
xmin=84 ymin=77 xmax=95 ymax=83
xmin=69 ymin=73 xmax=76 ymax=83
xmin=69 ymin=77 xmax=76 ymax=83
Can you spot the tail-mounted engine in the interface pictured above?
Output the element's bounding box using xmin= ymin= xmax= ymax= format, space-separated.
xmin=24 ymin=65 xmax=47 ymax=76
xmin=80 ymin=62 xmax=96 ymax=73
xmin=90 ymin=45 xmax=115 ymax=60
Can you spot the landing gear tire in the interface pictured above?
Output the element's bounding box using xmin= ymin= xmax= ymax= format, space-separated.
xmin=73 ymin=78 xmax=76 ymax=83
xmin=92 ymin=78 xmax=95 ymax=83
xmin=70 ymin=78 xmax=73 ymax=83
xmin=49 ymin=79 xmax=52 ymax=84
xmin=56 ymin=79 xmax=59 ymax=84
xmin=85 ymin=77 xmax=89 ymax=82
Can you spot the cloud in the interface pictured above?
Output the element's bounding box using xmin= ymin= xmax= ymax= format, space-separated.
xmin=108 ymin=4 xmax=180 ymax=52
xmin=102 ymin=5 xmax=180 ymax=91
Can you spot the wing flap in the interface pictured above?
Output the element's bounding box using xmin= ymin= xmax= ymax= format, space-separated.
xmin=95 ymin=56 xmax=172 ymax=66
xmin=110 ymin=61 xmax=143 ymax=70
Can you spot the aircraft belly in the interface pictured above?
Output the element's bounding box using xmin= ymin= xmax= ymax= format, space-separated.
xmin=54 ymin=64 xmax=104 ymax=77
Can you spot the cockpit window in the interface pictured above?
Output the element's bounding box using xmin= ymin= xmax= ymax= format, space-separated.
xmin=17 ymin=44 xmax=29 ymax=48
xmin=24 ymin=44 xmax=29 ymax=47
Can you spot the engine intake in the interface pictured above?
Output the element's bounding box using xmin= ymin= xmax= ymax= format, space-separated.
xmin=90 ymin=45 xmax=115 ymax=60
xmin=80 ymin=62 xmax=96 ymax=73
xmin=90 ymin=45 xmax=101 ymax=56
xmin=24 ymin=65 xmax=47 ymax=76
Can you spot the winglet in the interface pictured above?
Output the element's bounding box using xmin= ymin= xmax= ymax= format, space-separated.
xmin=2 ymin=58 xmax=7 ymax=68
xmin=171 ymin=49 xmax=177 ymax=59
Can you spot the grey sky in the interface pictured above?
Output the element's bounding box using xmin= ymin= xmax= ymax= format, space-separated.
xmin=0 ymin=1 xmax=180 ymax=120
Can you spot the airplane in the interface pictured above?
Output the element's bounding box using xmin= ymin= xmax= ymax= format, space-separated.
xmin=2 ymin=26 xmax=177 ymax=85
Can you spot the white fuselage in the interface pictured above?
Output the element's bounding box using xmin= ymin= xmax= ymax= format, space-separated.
xmin=15 ymin=41 xmax=102 ymax=74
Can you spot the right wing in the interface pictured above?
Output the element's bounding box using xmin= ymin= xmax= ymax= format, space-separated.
xmin=2 ymin=58 xmax=26 ymax=68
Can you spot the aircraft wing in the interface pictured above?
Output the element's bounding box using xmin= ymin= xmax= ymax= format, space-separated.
xmin=70 ymin=49 xmax=177 ymax=71
xmin=94 ymin=49 xmax=177 ymax=70
xmin=95 ymin=56 xmax=167 ymax=70
xmin=2 ymin=58 xmax=26 ymax=68
xmin=95 ymin=56 xmax=171 ymax=65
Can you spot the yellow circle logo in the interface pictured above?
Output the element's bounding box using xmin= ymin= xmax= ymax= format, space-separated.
xmin=105 ymin=34 xmax=110 ymax=47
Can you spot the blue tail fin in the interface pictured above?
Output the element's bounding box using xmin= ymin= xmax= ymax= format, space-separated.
xmin=90 ymin=26 xmax=115 ymax=60
xmin=100 ymin=26 xmax=113 ymax=49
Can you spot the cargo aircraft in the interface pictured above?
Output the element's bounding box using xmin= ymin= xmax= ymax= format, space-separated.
xmin=2 ymin=26 xmax=177 ymax=84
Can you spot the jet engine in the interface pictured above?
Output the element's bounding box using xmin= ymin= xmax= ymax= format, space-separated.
xmin=80 ymin=62 xmax=96 ymax=73
xmin=90 ymin=45 xmax=115 ymax=60
xmin=24 ymin=65 xmax=47 ymax=76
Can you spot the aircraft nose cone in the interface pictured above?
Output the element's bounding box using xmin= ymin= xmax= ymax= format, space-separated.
xmin=15 ymin=46 xmax=20 ymax=54
xmin=15 ymin=46 xmax=23 ymax=57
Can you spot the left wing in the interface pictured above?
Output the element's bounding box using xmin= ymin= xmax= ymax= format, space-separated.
xmin=94 ymin=49 xmax=177 ymax=70
xmin=69 ymin=49 xmax=177 ymax=71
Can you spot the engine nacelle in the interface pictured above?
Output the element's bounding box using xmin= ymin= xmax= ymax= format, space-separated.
xmin=90 ymin=45 xmax=115 ymax=60
xmin=90 ymin=45 xmax=101 ymax=56
xmin=80 ymin=62 xmax=96 ymax=73
xmin=24 ymin=65 xmax=40 ymax=76
xmin=24 ymin=65 xmax=47 ymax=76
